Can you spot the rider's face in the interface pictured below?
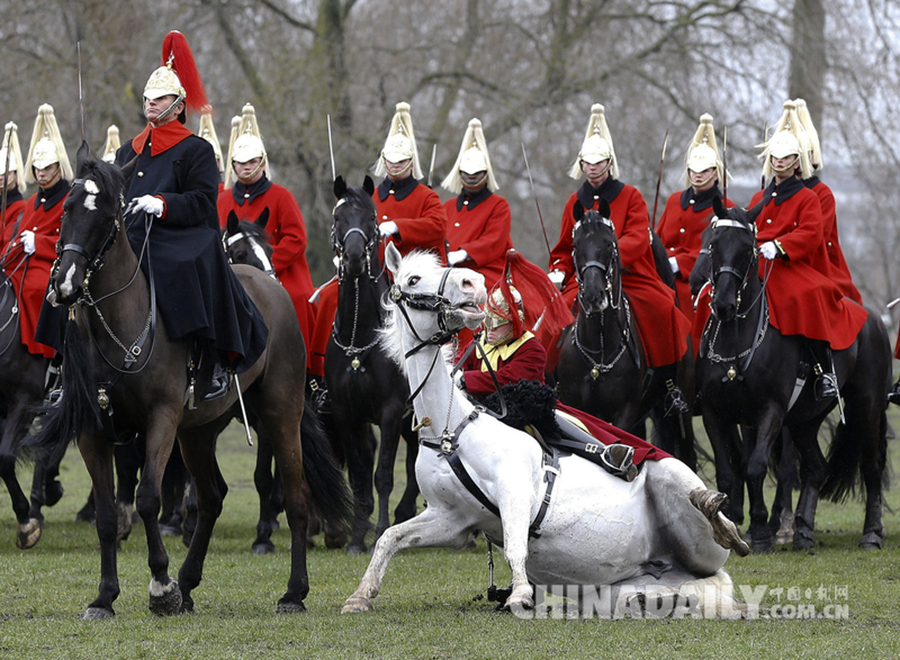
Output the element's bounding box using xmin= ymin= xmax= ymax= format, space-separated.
xmin=144 ymin=94 xmax=182 ymax=126
xmin=582 ymin=160 xmax=610 ymax=186
xmin=233 ymin=157 xmax=265 ymax=184
xmin=34 ymin=163 xmax=61 ymax=189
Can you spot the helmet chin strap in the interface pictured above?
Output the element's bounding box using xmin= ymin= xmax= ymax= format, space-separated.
xmin=690 ymin=171 xmax=717 ymax=190
xmin=771 ymin=155 xmax=799 ymax=174
xmin=462 ymin=172 xmax=488 ymax=190
xmin=152 ymin=95 xmax=185 ymax=124
xmin=384 ymin=154 xmax=414 ymax=178
xmin=236 ymin=157 xmax=266 ymax=183
xmin=584 ymin=159 xmax=612 ymax=182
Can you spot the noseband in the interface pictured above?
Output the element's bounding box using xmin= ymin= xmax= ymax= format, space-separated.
xmin=332 ymin=198 xmax=381 ymax=282
xmin=572 ymin=214 xmax=622 ymax=312
xmin=390 ymin=267 xmax=458 ymax=353
xmin=707 ymin=218 xmax=761 ymax=319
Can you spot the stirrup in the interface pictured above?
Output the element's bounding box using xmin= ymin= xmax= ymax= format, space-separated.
xmin=600 ymin=444 xmax=637 ymax=482
xmin=814 ymin=367 xmax=838 ymax=401
xmin=202 ymin=363 xmax=233 ymax=401
xmin=309 ymin=377 xmax=331 ymax=414
xmin=663 ymin=380 xmax=689 ymax=417
xmin=888 ymin=381 xmax=900 ymax=406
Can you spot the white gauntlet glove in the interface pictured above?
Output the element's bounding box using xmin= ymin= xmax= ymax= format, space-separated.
xmin=759 ymin=241 xmax=778 ymax=260
xmin=548 ymin=269 xmax=565 ymax=290
xmin=668 ymin=256 xmax=679 ymax=274
xmin=447 ymin=249 xmax=468 ymax=266
xmin=378 ymin=221 xmax=398 ymax=238
xmin=129 ymin=194 xmax=164 ymax=218
xmin=20 ymin=230 xmax=36 ymax=255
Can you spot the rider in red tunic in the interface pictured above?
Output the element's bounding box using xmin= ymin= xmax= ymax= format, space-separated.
xmin=747 ymin=103 xmax=867 ymax=400
xmin=217 ymin=104 xmax=317 ymax=373
xmin=547 ymin=104 xmax=692 ymax=416
xmin=0 ymin=121 xmax=28 ymax=248
xmin=3 ymin=105 xmax=71 ymax=359
xmin=308 ymin=102 xmax=447 ymax=398
xmin=657 ymin=114 xmax=735 ymax=326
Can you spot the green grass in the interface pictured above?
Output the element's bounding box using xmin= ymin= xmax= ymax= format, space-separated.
xmin=1 ymin=413 xmax=899 ymax=660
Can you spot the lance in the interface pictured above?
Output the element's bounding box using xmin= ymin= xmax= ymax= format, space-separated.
xmin=521 ymin=142 xmax=552 ymax=259
xmin=77 ymin=41 xmax=85 ymax=142
xmin=327 ymin=114 xmax=336 ymax=181
xmin=427 ymin=143 xmax=437 ymax=188
xmin=650 ymin=129 xmax=669 ymax=234
xmin=1 ymin=123 xmax=12 ymax=241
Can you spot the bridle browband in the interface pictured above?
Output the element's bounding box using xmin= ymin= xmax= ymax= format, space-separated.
xmin=223 ymin=229 xmax=276 ymax=279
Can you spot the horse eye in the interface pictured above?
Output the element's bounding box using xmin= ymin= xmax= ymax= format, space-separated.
xmin=407 ymin=276 xmax=421 ymax=286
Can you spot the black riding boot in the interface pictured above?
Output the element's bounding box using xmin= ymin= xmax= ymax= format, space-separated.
xmin=202 ymin=361 xmax=233 ymax=401
xmin=658 ymin=363 xmax=689 ymax=417
xmin=889 ymin=379 xmax=900 ymax=406
xmin=44 ymin=356 xmax=63 ymax=406
xmin=811 ymin=340 xmax=838 ymax=401
xmin=307 ymin=375 xmax=331 ymax=414
xmin=599 ymin=443 xmax=638 ymax=482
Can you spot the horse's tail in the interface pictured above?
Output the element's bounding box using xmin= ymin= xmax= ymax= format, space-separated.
xmin=820 ymin=407 xmax=889 ymax=503
xmin=28 ymin=318 xmax=103 ymax=462
xmin=300 ymin=399 xmax=353 ymax=534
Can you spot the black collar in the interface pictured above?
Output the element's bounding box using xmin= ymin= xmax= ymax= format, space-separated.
xmin=762 ymin=175 xmax=804 ymax=206
xmin=679 ymin=184 xmax=722 ymax=212
xmin=378 ymin=174 xmax=419 ymax=202
xmin=2 ymin=187 xmax=24 ymax=207
xmin=232 ymin=176 xmax=273 ymax=206
xmin=803 ymin=175 xmax=821 ymax=190
xmin=576 ymin=176 xmax=625 ymax=210
xmin=456 ymin=186 xmax=492 ymax=211
xmin=35 ymin=178 xmax=70 ymax=211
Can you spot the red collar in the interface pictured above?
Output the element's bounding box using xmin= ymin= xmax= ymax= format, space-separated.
xmin=131 ymin=121 xmax=194 ymax=156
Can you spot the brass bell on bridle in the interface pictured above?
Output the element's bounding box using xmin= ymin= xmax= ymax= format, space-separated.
xmin=590 ymin=367 xmax=600 ymax=380
xmin=351 ymin=357 xmax=361 ymax=370
xmin=97 ymin=387 xmax=110 ymax=409
xmin=726 ymin=365 xmax=737 ymax=381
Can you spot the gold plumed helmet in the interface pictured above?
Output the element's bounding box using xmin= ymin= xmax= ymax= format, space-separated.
xmin=484 ymin=285 xmax=525 ymax=331
xmin=569 ymin=103 xmax=617 ymax=180
xmin=224 ymin=103 xmax=267 ymax=189
xmin=374 ymin=102 xmax=423 ymax=180
xmin=794 ymin=98 xmax=823 ymax=170
xmin=197 ymin=110 xmax=223 ymax=169
xmin=143 ymin=31 xmax=209 ymax=124
xmin=101 ymin=125 xmax=121 ymax=163
xmin=441 ymin=118 xmax=498 ymax=194
xmin=1 ymin=121 xmax=26 ymax=193
xmin=24 ymin=104 xmax=73 ymax=184
xmin=684 ymin=113 xmax=724 ymax=186
xmin=758 ymin=100 xmax=812 ymax=180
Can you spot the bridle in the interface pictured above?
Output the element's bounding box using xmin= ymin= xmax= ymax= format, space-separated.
xmin=223 ymin=229 xmax=276 ymax=280
xmin=706 ymin=217 xmax=770 ymax=321
xmin=572 ymin=213 xmax=623 ymax=312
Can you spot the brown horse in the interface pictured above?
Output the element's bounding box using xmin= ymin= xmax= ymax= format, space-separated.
xmin=30 ymin=143 xmax=349 ymax=619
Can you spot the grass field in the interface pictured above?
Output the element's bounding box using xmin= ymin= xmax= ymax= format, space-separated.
xmin=1 ymin=412 xmax=899 ymax=660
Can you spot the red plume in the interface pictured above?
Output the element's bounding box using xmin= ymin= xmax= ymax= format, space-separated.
xmin=492 ymin=249 xmax=574 ymax=338
xmin=161 ymin=31 xmax=209 ymax=113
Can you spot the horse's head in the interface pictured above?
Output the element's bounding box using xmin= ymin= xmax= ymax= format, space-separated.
xmin=707 ymin=197 xmax=761 ymax=321
xmin=332 ymin=175 xmax=379 ymax=279
xmin=223 ymin=208 xmax=276 ymax=278
xmin=384 ymin=243 xmax=486 ymax=351
xmin=51 ymin=142 xmax=127 ymax=307
xmin=571 ymin=200 xmax=620 ymax=316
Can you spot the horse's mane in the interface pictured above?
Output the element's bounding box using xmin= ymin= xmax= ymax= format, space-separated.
xmin=340 ymin=185 xmax=377 ymax=216
xmin=378 ymin=250 xmax=446 ymax=374
xmin=73 ymin=154 xmax=125 ymax=208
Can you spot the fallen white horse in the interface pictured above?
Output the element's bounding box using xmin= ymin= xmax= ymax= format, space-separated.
xmin=342 ymin=245 xmax=748 ymax=616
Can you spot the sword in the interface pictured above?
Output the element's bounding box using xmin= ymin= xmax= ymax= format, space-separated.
xmin=761 ymin=122 xmax=769 ymax=190
xmin=77 ymin=42 xmax=85 ymax=142
xmin=233 ymin=373 xmax=254 ymax=447
xmin=650 ymin=129 xmax=669 ymax=234
xmin=1 ymin=123 xmax=12 ymax=242
xmin=722 ymin=124 xmax=728 ymax=203
xmin=327 ymin=114 xmax=336 ymax=181
xmin=427 ymin=143 xmax=437 ymax=188
xmin=521 ymin=142 xmax=552 ymax=259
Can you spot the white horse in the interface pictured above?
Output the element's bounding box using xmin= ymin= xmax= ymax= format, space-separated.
xmin=342 ymin=245 xmax=748 ymax=616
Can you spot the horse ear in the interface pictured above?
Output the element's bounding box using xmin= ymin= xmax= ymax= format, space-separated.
xmin=334 ymin=176 xmax=347 ymax=200
xmin=385 ymin=242 xmax=403 ymax=276
xmin=573 ymin=200 xmax=584 ymax=221
xmin=226 ymin=210 xmax=239 ymax=235
xmin=746 ymin=201 xmax=764 ymax=223
xmin=363 ymin=175 xmax=375 ymax=196
xmin=597 ymin=199 xmax=611 ymax=218
xmin=256 ymin=207 xmax=270 ymax=230
xmin=76 ymin=140 xmax=94 ymax=172
xmin=120 ymin=155 xmax=139 ymax=183
xmin=712 ymin=196 xmax=725 ymax=219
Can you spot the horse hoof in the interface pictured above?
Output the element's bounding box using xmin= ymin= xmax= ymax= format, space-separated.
xmin=276 ymin=598 xmax=307 ymax=614
xmin=341 ymin=596 xmax=374 ymax=613
xmin=324 ymin=534 xmax=347 ymax=549
xmin=159 ymin=523 xmax=182 ymax=537
xmin=748 ymin=537 xmax=774 ymax=554
xmin=858 ymin=532 xmax=884 ymax=549
xmin=346 ymin=543 xmax=367 ymax=555
xmin=45 ymin=480 xmax=65 ymax=507
xmin=504 ymin=595 xmax=535 ymax=613
xmin=792 ymin=527 xmax=815 ymax=552
xmin=16 ymin=518 xmax=42 ymax=549
xmin=252 ymin=541 xmax=275 ymax=555
xmin=117 ymin=504 xmax=133 ymax=542
xmin=83 ymin=606 xmax=115 ymax=621
xmin=148 ymin=579 xmax=183 ymax=616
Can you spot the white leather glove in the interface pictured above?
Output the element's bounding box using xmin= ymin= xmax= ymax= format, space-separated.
xmin=129 ymin=194 xmax=164 ymax=218
xmin=379 ymin=221 xmax=398 ymax=238
xmin=668 ymin=256 xmax=679 ymax=274
xmin=759 ymin=241 xmax=778 ymax=260
xmin=20 ymin=230 xmax=35 ymax=255
xmin=447 ymin=249 xmax=468 ymax=266
xmin=548 ymin=269 xmax=565 ymax=289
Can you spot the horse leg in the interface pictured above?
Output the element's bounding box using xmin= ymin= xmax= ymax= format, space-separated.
xmin=175 ymin=425 xmax=228 ymax=614
xmin=342 ymin=507 xmax=473 ymax=613
xmin=135 ymin=419 xmax=182 ymax=616
xmin=340 ymin=420 xmax=376 ymax=554
xmin=701 ymin=411 xmax=744 ymax=525
xmin=743 ymin=414 xmax=781 ymax=553
xmin=789 ymin=422 xmax=828 ymax=551
xmin=78 ymin=433 xmax=120 ymax=619
xmin=252 ymin=423 xmax=278 ymax=554
xmin=159 ymin=448 xmax=189 ymax=535
xmin=394 ymin=423 xmax=420 ymax=524
xmin=858 ymin=407 xmax=887 ymax=549
xmin=114 ymin=440 xmax=144 ymax=542
xmin=0 ymin=398 xmax=42 ymax=548
xmin=373 ymin=413 xmax=405 ymax=539
xmin=769 ymin=429 xmax=797 ymax=545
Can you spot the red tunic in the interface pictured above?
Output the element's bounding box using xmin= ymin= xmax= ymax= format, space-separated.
xmin=657 ymin=187 xmax=735 ymax=325
xmin=460 ymin=334 xmax=669 ymax=464
xmin=3 ymin=184 xmax=66 ymax=357
xmin=547 ymin=180 xmax=691 ymax=368
xmin=1 ymin=195 xmax=27 ymax=247
xmin=218 ymin=181 xmax=317 ymax=369
xmin=444 ymin=189 xmax=513 ymax=289
xmin=805 ymin=178 xmax=862 ymax=305
xmin=748 ymin=179 xmax=867 ymax=350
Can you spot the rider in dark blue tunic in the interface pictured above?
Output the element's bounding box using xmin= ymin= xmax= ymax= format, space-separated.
xmin=116 ymin=31 xmax=267 ymax=392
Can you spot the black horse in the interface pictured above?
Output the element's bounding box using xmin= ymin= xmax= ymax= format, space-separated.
xmin=693 ymin=198 xmax=890 ymax=552
xmin=0 ymin=271 xmax=67 ymax=548
xmin=30 ymin=144 xmax=350 ymax=619
xmin=555 ymin=201 xmax=696 ymax=468
xmin=326 ymin=176 xmax=419 ymax=553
